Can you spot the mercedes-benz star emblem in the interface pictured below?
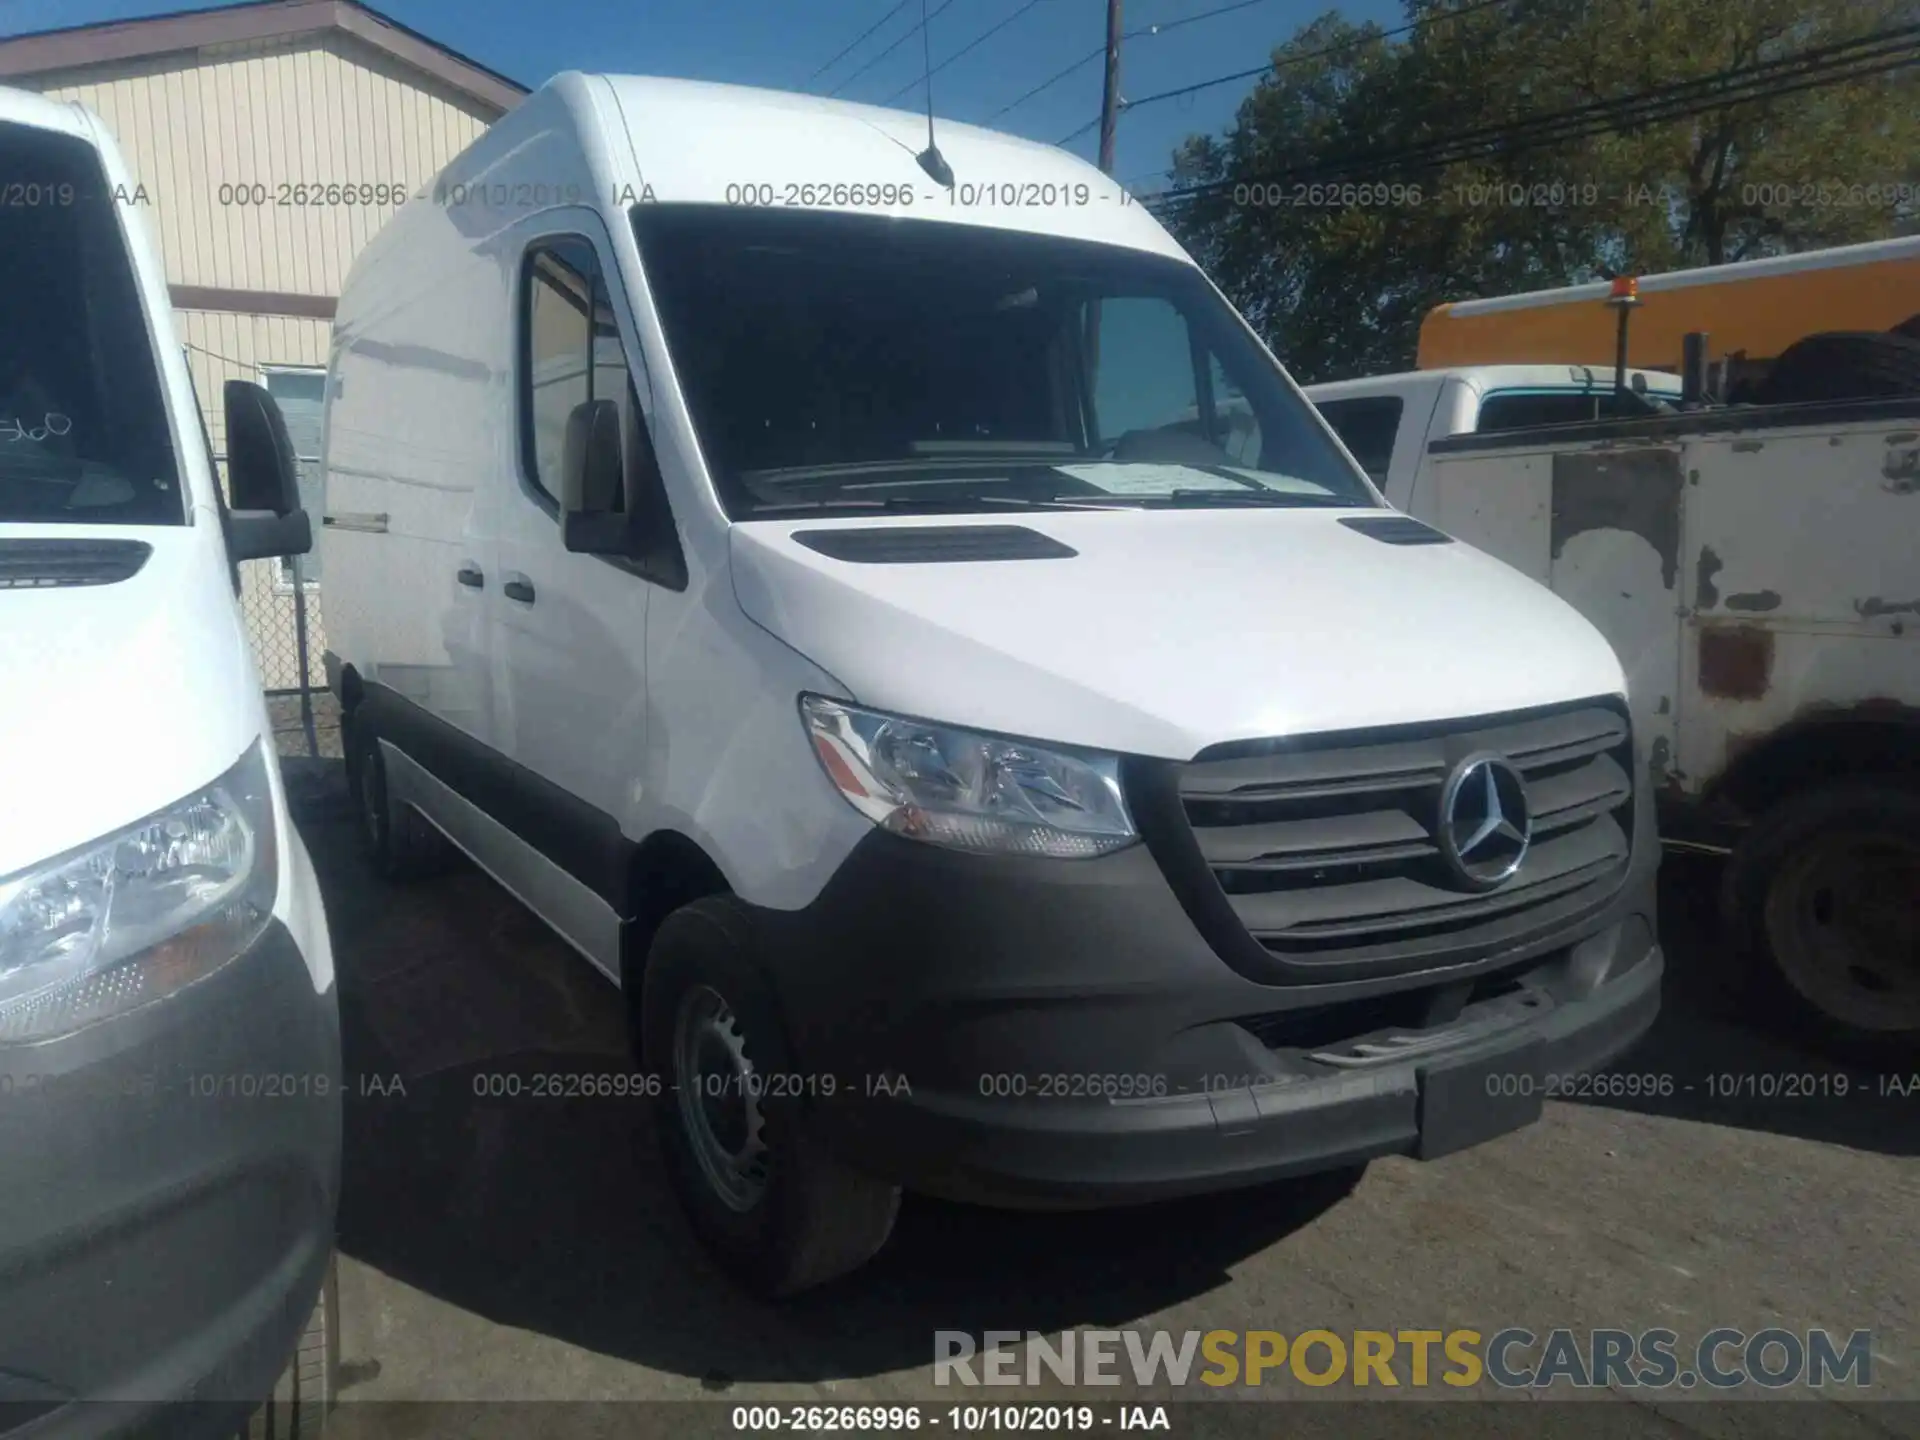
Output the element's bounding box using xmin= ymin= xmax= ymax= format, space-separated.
xmin=1438 ymin=753 xmax=1532 ymax=891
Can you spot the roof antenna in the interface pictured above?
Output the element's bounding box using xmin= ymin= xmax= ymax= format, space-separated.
xmin=913 ymin=0 xmax=954 ymax=189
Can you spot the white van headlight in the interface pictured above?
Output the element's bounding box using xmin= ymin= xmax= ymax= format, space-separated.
xmin=800 ymin=696 xmax=1136 ymax=859
xmin=0 ymin=740 xmax=277 ymax=1043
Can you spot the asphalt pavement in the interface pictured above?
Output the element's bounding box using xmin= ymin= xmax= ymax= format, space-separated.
xmin=282 ymin=764 xmax=1917 ymax=1438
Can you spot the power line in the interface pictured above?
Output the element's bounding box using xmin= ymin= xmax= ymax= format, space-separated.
xmin=882 ymin=0 xmax=1049 ymax=106
xmin=1144 ymin=24 xmax=1920 ymax=209
xmin=828 ymin=0 xmax=960 ymax=96
xmin=986 ymin=48 xmax=1106 ymax=122
xmin=1149 ymin=24 xmax=1920 ymax=204
xmin=984 ymin=0 xmax=1295 ymax=122
xmin=183 ymin=339 xmax=256 ymax=372
xmin=1059 ymin=0 xmax=1517 ymax=144
xmin=1136 ymin=0 xmax=1293 ymax=40
xmin=807 ymin=0 xmax=915 ymax=86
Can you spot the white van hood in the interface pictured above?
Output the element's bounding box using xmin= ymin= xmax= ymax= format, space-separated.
xmin=730 ymin=508 xmax=1627 ymax=760
xmin=0 ymin=525 xmax=263 ymax=879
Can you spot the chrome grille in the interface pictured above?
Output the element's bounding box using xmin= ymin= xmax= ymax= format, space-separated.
xmin=1176 ymin=702 xmax=1634 ymax=967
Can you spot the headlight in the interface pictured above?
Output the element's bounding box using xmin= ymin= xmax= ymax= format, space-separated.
xmin=800 ymin=696 xmax=1136 ymax=858
xmin=0 ymin=739 xmax=277 ymax=1043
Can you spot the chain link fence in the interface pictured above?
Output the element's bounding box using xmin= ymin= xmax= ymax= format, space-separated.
xmin=241 ymin=551 xmax=343 ymax=760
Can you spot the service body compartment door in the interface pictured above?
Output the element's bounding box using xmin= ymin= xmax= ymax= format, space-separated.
xmin=1678 ymin=420 xmax=1920 ymax=791
xmin=1416 ymin=442 xmax=1682 ymax=790
xmin=1544 ymin=446 xmax=1683 ymax=785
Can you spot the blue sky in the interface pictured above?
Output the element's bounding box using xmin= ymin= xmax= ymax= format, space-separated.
xmin=1 ymin=0 xmax=1400 ymax=190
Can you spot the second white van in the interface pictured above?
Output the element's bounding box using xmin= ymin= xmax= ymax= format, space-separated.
xmin=0 ymin=87 xmax=339 ymax=1430
xmin=322 ymin=73 xmax=1664 ymax=1295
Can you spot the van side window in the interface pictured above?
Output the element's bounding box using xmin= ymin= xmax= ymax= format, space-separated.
xmin=522 ymin=238 xmax=597 ymax=507
xmin=518 ymin=232 xmax=686 ymax=588
xmin=522 ymin=235 xmax=644 ymax=514
xmin=1314 ymin=396 xmax=1402 ymax=483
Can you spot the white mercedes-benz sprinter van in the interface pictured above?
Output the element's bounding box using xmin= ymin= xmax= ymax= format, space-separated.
xmin=322 ymin=73 xmax=1663 ymax=1296
xmin=0 ymin=89 xmax=339 ymax=1429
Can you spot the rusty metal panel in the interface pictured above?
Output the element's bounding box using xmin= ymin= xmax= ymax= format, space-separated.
xmin=1684 ymin=422 xmax=1920 ymax=627
xmin=1550 ymin=447 xmax=1682 ymax=590
xmin=1673 ymin=415 xmax=1920 ymax=789
xmin=1682 ymin=629 xmax=1920 ymax=785
xmin=1696 ymin=625 xmax=1773 ymax=700
xmin=1416 ymin=410 xmax=1920 ymax=804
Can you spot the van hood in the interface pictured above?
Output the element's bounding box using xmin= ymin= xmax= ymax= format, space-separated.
xmin=729 ymin=508 xmax=1627 ymax=760
xmin=0 ymin=525 xmax=263 ymax=879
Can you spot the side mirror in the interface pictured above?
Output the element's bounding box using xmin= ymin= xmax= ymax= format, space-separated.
xmin=560 ymin=397 xmax=634 ymax=555
xmin=222 ymin=380 xmax=312 ymax=561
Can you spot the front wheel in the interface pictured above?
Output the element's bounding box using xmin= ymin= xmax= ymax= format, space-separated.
xmin=347 ymin=719 xmax=453 ymax=881
xmin=248 ymin=1252 xmax=338 ymax=1440
xmin=640 ymin=895 xmax=900 ymax=1297
xmin=1723 ymin=783 xmax=1920 ymax=1060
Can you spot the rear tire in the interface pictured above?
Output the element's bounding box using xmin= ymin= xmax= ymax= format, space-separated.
xmin=349 ymin=720 xmax=453 ymax=881
xmin=1722 ymin=783 xmax=1920 ymax=1061
xmin=640 ymin=895 xmax=900 ymax=1297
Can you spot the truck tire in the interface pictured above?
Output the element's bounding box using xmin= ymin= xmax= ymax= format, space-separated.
xmin=248 ymin=1253 xmax=339 ymax=1440
xmin=640 ymin=895 xmax=900 ymax=1297
xmin=1752 ymin=331 xmax=1920 ymax=405
xmin=349 ymin=722 xmax=454 ymax=881
xmin=1722 ymin=783 xmax=1920 ymax=1060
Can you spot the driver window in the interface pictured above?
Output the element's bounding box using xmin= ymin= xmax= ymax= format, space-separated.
xmin=524 ymin=239 xmax=596 ymax=507
xmin=1085 ymin=297 xmax=1199 ymax=447
xmin=523 ymin=235 xmax=649 ymax=517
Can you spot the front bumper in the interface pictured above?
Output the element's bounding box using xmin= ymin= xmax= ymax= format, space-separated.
xmin=0 ymin=919 xmax=341 ymax=1439
xmin=748 ymin=822 xmax=1661 ymax=1209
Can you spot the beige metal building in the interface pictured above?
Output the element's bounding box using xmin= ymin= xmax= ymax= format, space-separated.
xmin=0 ymin=0 xmax=525 ymax=688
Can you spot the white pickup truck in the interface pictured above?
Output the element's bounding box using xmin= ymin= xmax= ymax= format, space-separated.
xmin=1305 ymin=364 xmax=1685 ymax=492
xmin=1307 ymin=369 xmax=1919 ymax=1056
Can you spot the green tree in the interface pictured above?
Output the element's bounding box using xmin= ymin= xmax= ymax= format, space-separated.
xmin=1162 ymin=0 xmax=1920 ymax=382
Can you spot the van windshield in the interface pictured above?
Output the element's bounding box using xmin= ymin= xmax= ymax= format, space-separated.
xmin=628 ymin=204 xmax=1373 ymax=518
xmin=0 ymin=122 xmax=182 ymax=525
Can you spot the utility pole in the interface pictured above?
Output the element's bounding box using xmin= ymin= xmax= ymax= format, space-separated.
xmin=1097 ymin=0 xmax=1123 ymax=175
xmin=1088 ymin=0 xmax=1124 ymax=403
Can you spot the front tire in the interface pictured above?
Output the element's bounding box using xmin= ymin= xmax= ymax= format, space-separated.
xmin=347 ymin=720 xmax=453 ymax=881
xmin=640 ymin=895 xmax=900 ymax=1297
xmin=1723 ymin=783 xmax=1920 ymax=1060
xmin=248 ymin=1253 xmax=338 ymax=1440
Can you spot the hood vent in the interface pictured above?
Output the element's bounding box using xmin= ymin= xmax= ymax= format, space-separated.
xmin=0 ymin=539 xmax=155 ymax=589
xmin=791 ymin=525 xmax=1078 ymax=564
xmin=1339 ymin=515 xmax=1452 ymax=546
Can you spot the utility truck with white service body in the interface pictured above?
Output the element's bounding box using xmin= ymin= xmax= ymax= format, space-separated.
xmin=1342 ymin=373 xmax=1919 ymax=1053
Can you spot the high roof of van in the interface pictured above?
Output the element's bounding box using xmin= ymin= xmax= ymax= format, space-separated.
xmin=414 ymin=71 xmax=1188 ymax=261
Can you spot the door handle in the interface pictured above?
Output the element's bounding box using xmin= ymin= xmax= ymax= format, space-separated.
xmin=456 ymin=566 xmax=485 ymax=589
xmin=503 ymin=577 xmax=536 ymax=604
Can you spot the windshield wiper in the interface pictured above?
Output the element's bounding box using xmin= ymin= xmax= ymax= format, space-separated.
xmin=747 ymin=493 xmax=1109 ymax=517
xmin=1152 ymin=489 xmax=1359 ymax=508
